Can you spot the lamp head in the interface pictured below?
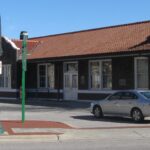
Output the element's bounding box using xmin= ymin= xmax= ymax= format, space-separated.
xmin=20 ymin=31 xmax=28 ymax=40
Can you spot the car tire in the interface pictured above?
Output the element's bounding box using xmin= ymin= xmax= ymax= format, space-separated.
xmin=131 ymin=108 xmax=144 ymax=122
xmin=93 ymin=106 xmax=103 ymax=118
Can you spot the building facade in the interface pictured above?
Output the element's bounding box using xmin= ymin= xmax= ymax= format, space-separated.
xmin=0 ymin=21 xmax=150 ymax=101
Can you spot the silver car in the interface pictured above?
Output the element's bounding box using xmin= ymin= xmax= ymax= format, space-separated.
xmin=90 ymin=90 xmax=150 ymax=122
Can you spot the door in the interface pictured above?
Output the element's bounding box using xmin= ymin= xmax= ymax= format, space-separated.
xmin=64 ymin=73 xmax=78 ymax=100
xmin=116 ymin=92 xmax=138 ymax=116
xmin=101 ymin=92 xmax=122 ymax=115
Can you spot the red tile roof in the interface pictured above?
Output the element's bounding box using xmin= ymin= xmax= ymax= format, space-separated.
xmin=12 ymin=39 xmax=40 ymax=51
xmin=20 ymin=21 xmax=150 ymax=60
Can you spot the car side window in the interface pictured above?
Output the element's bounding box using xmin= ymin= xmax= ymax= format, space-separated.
xmin=108 ymin=92 xmax=122 ymax=100
xmin=120 ymin=92 xmax=138 ymax=100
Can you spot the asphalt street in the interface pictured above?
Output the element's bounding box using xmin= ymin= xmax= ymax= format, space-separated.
xmin=0 ymin=100 xmax=150 ymax=128
xmin=0 ymin=139 xmax=150 ymax=150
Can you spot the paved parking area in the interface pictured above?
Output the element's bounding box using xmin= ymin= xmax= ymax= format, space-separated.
xmin=1 ymin=100 xmax=150 ymax=149
xmin=0 ymin=100 xmax=150 ymax=129
xmin=0 ymin=100 xmax=150 ymax=142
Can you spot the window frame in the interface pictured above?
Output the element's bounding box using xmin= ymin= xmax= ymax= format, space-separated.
xmin=37 ymin=63 xmax=55 ymax=89
xmin=89 ymin=59 xmax=112 ymax=90
xmin=134 ymin=57 xmax=149 ymax=89
xmin=0 ymin=64 xmax=11 ymax=89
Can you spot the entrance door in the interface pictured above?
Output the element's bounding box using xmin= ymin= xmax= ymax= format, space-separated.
xmin=64 ymin=62 xmax=78 ymax=100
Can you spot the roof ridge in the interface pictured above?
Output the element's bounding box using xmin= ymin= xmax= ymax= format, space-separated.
xmin=30 ymin=20 xmax=150 ymax=40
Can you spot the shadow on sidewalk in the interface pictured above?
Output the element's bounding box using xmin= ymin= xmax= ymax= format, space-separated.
xmin=71 ymin=115 xmax=150 ymax=124
xmin=0 ymin=99 xmax=91 ymax=111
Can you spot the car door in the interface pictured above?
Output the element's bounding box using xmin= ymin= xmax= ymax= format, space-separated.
xmin=117 ymin=92 xmax=138 ymax=116
xmin=101 ymin=92 xmax=122 ymax=115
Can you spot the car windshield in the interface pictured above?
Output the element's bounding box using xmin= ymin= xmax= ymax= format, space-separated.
xmin=140 ymin=92 xmax=150 ymax=99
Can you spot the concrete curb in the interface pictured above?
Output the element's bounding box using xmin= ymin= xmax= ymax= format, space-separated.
xmin=0 ymin=134 xmax=58 ymax=142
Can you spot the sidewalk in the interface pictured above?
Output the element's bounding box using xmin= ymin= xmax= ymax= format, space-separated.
xmin=0 ymin=120 xmax=73 ymax=136
xmin=1 ymin=120 xmax=150 ymax=142
xmin=0 ymin=120 xmax=75 ymax=142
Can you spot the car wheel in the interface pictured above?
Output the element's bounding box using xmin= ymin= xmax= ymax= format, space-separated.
xmin=131 ymin=108 xmax=144 ymax=122
xmin=93 ymin=106 xmax=103 ymax=118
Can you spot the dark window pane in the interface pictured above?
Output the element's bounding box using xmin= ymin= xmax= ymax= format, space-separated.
xmin=108 ymin=92 xmax=122 ymax=100
xmin=121 ymin=92 xmax=138 ymax=100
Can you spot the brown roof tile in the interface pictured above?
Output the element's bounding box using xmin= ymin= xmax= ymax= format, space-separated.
xmin=27 ymin=20 xmax=150 ymax=59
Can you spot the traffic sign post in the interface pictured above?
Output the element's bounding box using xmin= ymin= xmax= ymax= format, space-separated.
xmin=21 ymin=31 xmax=28 ymax=124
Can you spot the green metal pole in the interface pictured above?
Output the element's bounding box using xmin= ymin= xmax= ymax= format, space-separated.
xmin=22 ymin=39 xmax=27 ymax=123
xmin=22 ymin=67 xmax=25 ymax=123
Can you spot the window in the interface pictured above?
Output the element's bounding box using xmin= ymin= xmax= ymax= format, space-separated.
xmin=108 ymin=92 xmax=122 ymax=100
xmin=90 ymin=61 xmax=100 ymax=89
xmin=90 ymin=60 xmax=112 ymax=89
xmin=102 ymin=61 xmax=112 ymax=89
xmin=64 ymin=74 xmax=70 ymax=88
xmin=140 ymin=92 xmax=150 ymax=99
xmin=47 ymin=64 xmax=55 ymax=89
xmin=39 ymin=65 xmax=46 ymax=88
xmin=121 ymin=92 xmax=138 ymax=100
xmin=135 ymin=57 xmax=148 ymax=89
xmin=38 ymin=64 xmax=55 ymax=88
xmin=108 ymin=92 xmax=138 ymax=101
xmin=72 ymin=74 xmax=78 ymax=88
xmin=64 ymin=63 xmax=78 ymax=72
xmin=0 ymin=64 xmax=11 ymax=88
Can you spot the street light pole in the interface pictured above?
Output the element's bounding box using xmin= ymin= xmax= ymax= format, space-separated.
xmin=20 ymin=31 xmax=28 ymax=123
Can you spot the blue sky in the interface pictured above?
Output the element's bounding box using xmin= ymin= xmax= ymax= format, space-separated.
xmin=0 ymin=0 xmax=150 ymax=39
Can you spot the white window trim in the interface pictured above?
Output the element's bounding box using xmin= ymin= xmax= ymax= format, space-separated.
xmin=37 ymin=63 xmax=55 ymax=89
xmin=134 ymin=57 xmax=149 ymax=89
xmin=89 ymin=59 xmax=112 ymax=90
xmin=0 ymin=64 xmax=11 ymax=89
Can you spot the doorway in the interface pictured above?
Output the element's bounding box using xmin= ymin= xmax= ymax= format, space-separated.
xmin=64 ymin=62 xmax=78 ymax=100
